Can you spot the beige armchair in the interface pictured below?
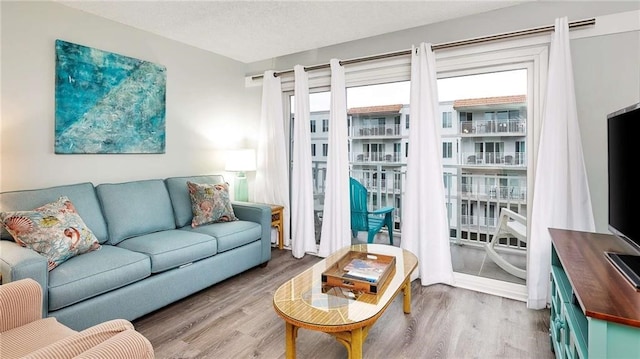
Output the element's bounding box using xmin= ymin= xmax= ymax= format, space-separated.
xmin=0 ymin=278 xmax=154 ymax=358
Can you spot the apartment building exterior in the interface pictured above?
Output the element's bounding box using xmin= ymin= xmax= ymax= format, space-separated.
xmin=310 ymin=95 xmax=527 ymax=247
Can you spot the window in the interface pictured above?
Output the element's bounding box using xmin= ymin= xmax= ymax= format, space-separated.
xmin=362 ymin=143 xmax=385 ymax=161
xmin=459 ymin=112 xmax=473 ymax=122
xmin=311 ymin=143 xmax=316 ymax=157
xmin=310 ymin=120 xmax=316 ymax=133
xmin=322 ymin=119 xmax=329 ymax=132
xmin=516 ymin=140 xmax=526 ymax=164
xmin=442 ymin=111 xmax=452 ymax=128
xmin=322 ymin=143 xmax=328 ymax=156
xmin=285 ymin=40 xmax=544 ymax=298
xmin=443 ymin=172 xmax=452 ymax=189
xmin=443 ymin=142 xmax=453 ymax=158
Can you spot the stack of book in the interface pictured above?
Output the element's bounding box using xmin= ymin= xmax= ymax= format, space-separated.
xmin=342 ymin=258 xmax=389 ymax=283
xmin=321 ymin=251 xmax=396 ymax=294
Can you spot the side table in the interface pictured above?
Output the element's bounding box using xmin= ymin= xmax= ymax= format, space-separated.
xmin=270 ymin=204 xmax=285 ymax=249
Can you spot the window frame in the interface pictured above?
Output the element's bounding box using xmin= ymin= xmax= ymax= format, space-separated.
xmin=278 ymin=36 xmax=549 ymax=301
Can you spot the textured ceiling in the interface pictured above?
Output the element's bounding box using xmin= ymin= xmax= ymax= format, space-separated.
xmin=58 ymin=1 xmax=529 ymax=63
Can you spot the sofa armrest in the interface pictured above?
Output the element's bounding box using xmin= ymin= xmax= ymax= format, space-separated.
xmin=0 ymin=241 xmax=49 ymax=315
xmin=22 ymin=319 xmax=154 ymax=359
xmin=0 ymin=278 xmax=43 ymax=332
xmin=232 ymin=202 xmax=272 ymax=264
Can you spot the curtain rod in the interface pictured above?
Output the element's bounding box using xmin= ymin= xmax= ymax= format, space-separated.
xmin=250 ymin=17 xmax=595 ymax=80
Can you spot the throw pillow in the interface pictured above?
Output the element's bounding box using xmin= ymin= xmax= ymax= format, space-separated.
xmin=187 ymin=181 xmax=238 ymax=227
xmin=0 ymin=196 xmax=101 ymax=270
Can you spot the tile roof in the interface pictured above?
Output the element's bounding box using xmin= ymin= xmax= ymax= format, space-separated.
xmin=348 ymin=104 xmax=403 ymax=115
xmin=453 ymin=95 xmax=526 ymax=108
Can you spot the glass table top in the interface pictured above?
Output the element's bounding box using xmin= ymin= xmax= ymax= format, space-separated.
xmin=273 ymin=244 xmax=418 ymax=331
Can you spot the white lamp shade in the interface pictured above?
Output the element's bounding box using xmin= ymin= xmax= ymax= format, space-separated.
xmin=225 ymin=149 xmax=256 ymax=172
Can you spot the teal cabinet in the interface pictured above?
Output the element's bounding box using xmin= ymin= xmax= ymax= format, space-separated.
xmin=549 ymin=229 xmax=640 ymax=359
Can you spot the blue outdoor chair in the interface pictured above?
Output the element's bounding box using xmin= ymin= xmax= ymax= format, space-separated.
xmin=349 ymin=177 xmax=394 ymax=244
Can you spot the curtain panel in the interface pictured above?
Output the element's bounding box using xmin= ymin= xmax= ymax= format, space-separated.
xmin=528 ymin=17 xmax=595 ymax=309
xmin=255 ymin=70 xmax=291 ymax=246
xmin=401 ymin=43 xmax=454 ymax=286
xmin=291 ymin=65 xmax=317 ymax=257
xmin=318 ymin=59 xmax=352 ymax=257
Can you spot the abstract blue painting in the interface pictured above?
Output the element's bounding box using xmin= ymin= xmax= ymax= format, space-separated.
xmin=55 ymin=40 xmax=166 ymax=154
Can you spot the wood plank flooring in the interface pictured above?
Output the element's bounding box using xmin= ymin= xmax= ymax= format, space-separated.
xmin=133 ymin=248 xmax=553 ymax=359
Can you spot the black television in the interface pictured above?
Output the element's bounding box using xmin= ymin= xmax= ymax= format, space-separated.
xmin=606 ymin=101 xmax=640 ymax=290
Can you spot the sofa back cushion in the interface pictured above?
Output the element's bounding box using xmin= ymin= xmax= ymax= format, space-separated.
xmin=0 ymin=183 xmax=109 ymax=244
xmin=165 ymin=175 xmax=225 ymax=228
xmin=96 ymin=180 xmax=175 ymax=245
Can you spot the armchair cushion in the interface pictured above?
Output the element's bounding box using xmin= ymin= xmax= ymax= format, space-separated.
xmin=74 ymin=329 xmax=154 ymax=359
xmin=0 ymin=279 xmax=154 ymax=358
xmin=23 ymin=319 xmax=152 ymax=359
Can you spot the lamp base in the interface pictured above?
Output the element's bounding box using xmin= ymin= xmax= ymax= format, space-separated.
xmin=234 ymin=172 xmax=248 ymax=202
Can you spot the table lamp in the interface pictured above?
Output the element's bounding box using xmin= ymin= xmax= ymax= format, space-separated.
xmin=225 ymin=149 xmax=256 ymax=201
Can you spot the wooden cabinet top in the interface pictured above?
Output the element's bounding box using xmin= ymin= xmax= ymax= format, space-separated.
xmin=550 ymin=228 xmax=640 ymax=328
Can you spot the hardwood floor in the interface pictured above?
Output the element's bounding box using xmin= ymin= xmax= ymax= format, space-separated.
xmin=134 ymin=248 xmax=553 ymax=359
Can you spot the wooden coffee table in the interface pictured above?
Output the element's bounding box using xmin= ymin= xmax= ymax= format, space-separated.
xmin=273 ymin=244 xmax=418 ymax=359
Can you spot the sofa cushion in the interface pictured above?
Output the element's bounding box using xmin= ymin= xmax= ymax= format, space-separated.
xmin=0 ymin=182 xmax=108 ymax=244
xmin=182 ymin=220 xmax=260 ymax=253
xmin=1 ymin=196 xmax=101 ymax=270
xmin=96 ymin=180 xmax=176 ymax=245
xmin=117 ymin=229 xmax=217 ymax=273
xmin=48 ymin=245 xmax=151 ymax=311
xmin=165 ymin=175 xmax=225 ymax=228
xmin=187 ymin=181 xmax=237 ymax=227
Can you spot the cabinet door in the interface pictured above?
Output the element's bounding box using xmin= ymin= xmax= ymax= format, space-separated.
xmin=551 ymin=265 xmax=587 ymax=359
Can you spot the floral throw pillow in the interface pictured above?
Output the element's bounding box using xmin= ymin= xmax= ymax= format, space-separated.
xmin=187 ymin=181 xmax=238 ymax=228
xmin=0 ymin=196 xmax=101 ymax=271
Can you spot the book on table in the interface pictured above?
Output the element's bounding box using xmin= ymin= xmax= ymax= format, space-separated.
xmin=321 ymin=251 xmax=396 ymax=294
xmin=342 ymin=258 xmax=390 ymax=282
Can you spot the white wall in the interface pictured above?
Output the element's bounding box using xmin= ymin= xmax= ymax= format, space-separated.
xmin=2 ymin=1 xmax=638 ymax=233
xmin=246 ymin=1 xmax=640 ymax=234
xmin=0 ymin=1 xmax=260 ymax=191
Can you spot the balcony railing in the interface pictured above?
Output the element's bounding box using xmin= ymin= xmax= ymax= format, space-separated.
xmin=312 ymin=163 xmax=527 ymax=251
xmin=352 ymin=152 xmax=402 ymax=163
xmin=463 ymin=152 xmax=526 ymax=166
xmin=460 ymin=119 xmax=526 ymax=135
xmin=350 ymin=124 xmax=401 ymax=137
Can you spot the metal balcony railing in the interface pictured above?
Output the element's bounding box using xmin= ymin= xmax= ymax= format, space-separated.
xmin=311 ymin=162 xmax=527 ymax=251
xmin=463 ymin=152 xmax=526 ymax=166
xmin=350 ymin=124 xmax=401 ymax=137
xmin=460 ymin=119 xmax=526 ymax=135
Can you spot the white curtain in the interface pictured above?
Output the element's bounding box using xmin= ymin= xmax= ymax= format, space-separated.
xmin=401 ymin=43 xmax=453 ymax=286
xmin=528 ymin=17 xmax=595 ymax=309
xmin=318 ymin=59 xmax=351 ymax=257
xmin=255 ymin=70 xmax=291 ymax=247
xmin=291 ymin=65 xmax=317 ymax=257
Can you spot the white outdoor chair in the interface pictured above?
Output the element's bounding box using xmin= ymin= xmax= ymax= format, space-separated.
xmin=485 ymin=208 xmax=527 ymax=279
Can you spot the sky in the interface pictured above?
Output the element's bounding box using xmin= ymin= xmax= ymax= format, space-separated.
xmin=299 ymin=69 xmax=527 ymax=112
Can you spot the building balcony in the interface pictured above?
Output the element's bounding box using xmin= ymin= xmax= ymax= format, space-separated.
xmin=463 ymin=152 xmax=525 ymax=167
xmin=350 ymin=124 xmax=402 ymax=137
xmin=352 ymin=152 xmax=403 ymax=163
xmin=460 ymin=184 xmax=527 ymax=202
xmin=460 ymin=119 xmax=526 ymax=136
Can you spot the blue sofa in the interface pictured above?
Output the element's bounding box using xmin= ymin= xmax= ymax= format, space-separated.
xmin=0 ymin=175 xmax=271 ymax=330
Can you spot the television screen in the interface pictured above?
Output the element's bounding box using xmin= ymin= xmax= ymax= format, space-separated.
xmin=608 ymin=102 xmax=640 ymax=254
